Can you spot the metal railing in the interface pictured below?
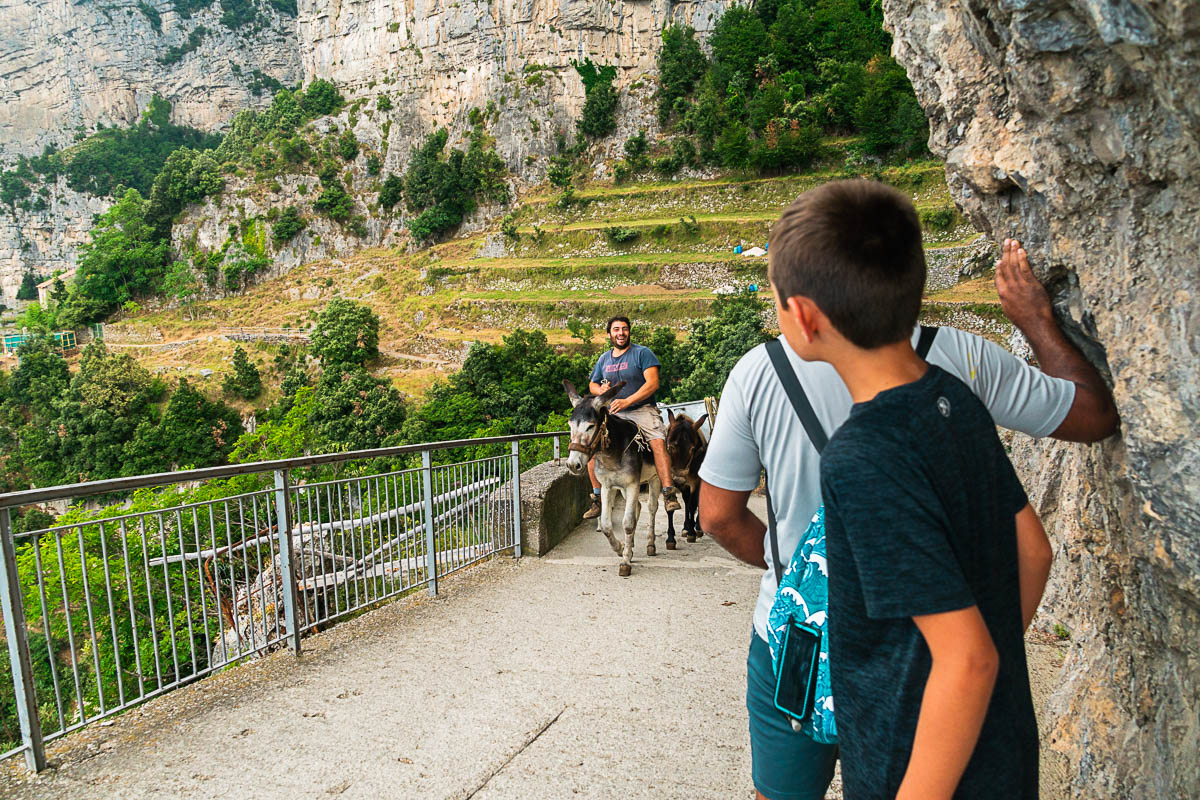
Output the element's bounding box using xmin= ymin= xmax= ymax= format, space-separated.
xmin=0 ymin=431 xmax=567 ymax=772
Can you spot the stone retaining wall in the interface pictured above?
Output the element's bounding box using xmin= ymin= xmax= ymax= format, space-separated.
xmin=518 ymin=461 xmax=591 ymax=556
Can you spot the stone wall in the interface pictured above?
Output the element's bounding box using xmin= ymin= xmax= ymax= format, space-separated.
xmin=517 ymin=461 xmax=591 ymax=556
xmin=883 ymin=2 xmax=1198 ymax=796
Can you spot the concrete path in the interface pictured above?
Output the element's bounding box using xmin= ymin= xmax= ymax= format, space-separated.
xmin=2 ymin=497 xmax=770 ymax=800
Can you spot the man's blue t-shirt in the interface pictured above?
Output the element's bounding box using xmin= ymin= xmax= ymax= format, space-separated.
xmin=590 ymin=344 xmax=660 ymax=408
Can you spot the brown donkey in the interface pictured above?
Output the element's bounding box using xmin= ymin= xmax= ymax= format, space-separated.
xmin=664 ymin=410 xmax=708 ymax=550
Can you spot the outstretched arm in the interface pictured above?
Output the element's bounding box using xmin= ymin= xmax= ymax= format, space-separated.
xmin=699 ymin=481 xmax=767 ymax=569
xmin=996 ymin=239 xmax=1118 ymax=442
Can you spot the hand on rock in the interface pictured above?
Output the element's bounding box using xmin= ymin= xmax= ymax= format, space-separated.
xmin=995 ymin=238 xmax=1054 ymax=332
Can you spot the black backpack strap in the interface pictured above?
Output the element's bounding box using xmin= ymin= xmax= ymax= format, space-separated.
xmin=764 ymin=339 xmax=829 ymax=453
xmin=763 ymin=338 xmax=830 ymax=584
xmin=916 ymin=325 xmax=939 ymax=360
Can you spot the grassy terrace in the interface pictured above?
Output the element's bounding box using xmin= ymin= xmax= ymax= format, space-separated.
xmin=107 ymin=163 xmax=1002 ymax=400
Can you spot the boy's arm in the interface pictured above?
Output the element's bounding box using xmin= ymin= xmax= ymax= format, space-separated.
xmin=1015 ymin=503 xmax=1052 ymax=630
xmin=896 ymin=607 xmax=1000 ymax=800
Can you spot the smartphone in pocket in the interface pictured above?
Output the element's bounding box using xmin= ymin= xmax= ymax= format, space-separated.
xmin=773 ymin=620 xmax=821 ymax=722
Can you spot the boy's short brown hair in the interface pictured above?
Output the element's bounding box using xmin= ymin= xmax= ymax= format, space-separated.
xmin=768 ymin=180 xmax=926 ymax=349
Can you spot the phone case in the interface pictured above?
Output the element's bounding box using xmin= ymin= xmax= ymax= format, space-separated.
xmin=773 ymin=620 xmax=822 ymax=722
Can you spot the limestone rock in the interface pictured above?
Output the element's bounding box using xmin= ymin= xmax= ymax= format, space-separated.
xmin=884 ymin=1 xmax=1199 ymax=796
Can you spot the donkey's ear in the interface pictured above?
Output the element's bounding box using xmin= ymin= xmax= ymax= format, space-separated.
xmin=563 ymin=379 xmax=583 ymax=406
xmin=693 ymin=414 xmax=708 ymax=431
xmin=667 ymin=408 xmax=676 ymax=423
xmin=598 ymin=380 xmax=626 ymax=401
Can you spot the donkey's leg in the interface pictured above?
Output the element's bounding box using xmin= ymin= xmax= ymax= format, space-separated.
xmin=600 ymin=484 xmax=622 ymax=554
xmin=684 ymin=485 xmax=699 ymax=543
xmin=666 ymin=505 xmax=677 ymax=550
xmin=646 ymin=474 xmax=660 ymax=556
xmin=619 ymin=482 xmax=637 ymax=577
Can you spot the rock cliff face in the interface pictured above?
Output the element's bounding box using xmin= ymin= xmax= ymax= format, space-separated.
xmin=883 ymin=1 xmax=1198 ymax=796
xmin=0 ymin=0 xmax=302 ymax=157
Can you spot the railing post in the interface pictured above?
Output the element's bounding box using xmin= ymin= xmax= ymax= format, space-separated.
xmin=273 ymin=470 xmax=301 ymax=656
xmin=0 ymin=507 xmax=46 ymax=772
xmin=421 ymin=450 xmax=438 ymax=597
xmin=510 ymin=440 xmax=522 ymax=558
xmin=552 ymin=435 xmax=560 ymax=465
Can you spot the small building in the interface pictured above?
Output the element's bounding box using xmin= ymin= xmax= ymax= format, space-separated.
xmin=1 ymin=330 xmax=77 ymax=357
xmin=35 ymin=269 xmax=76 ymax=306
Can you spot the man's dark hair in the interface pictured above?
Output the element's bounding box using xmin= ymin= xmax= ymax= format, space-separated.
xmin=768 ymin=180 xmax=926 ymax=349
xmin=606 ymin=315 xmax=631 ymax=333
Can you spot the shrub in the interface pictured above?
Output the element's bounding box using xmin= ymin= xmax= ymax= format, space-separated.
xmin=310 ymin=298 xmax=380 ymax=366
xmin=377 ymin=94 xmax=393 ymax=111
xmin=573 ymin=59 xmax=618 ymax=138
xmin=652 ymin=154 xmax=680 ymax=178
xmin=365 ymin=153 xmax=382 ymax=176
xmin=337 ymin=129 xmax=359 ymax=161
xmin=313 ymin=180 xmax=353 ymax=221
xmin=612 ymin=161 xmax=632 ymax=185
xmin=17 ymin=272 xmax=41 ymax=301
xmin=301 ymin=79 xmax=344 ymax=117
xmin=500 ymin=213 xmax=519 ymax=240
xmin=378 ymin=173 xmax=403 ymax=209
xmin=605 ymin=226 xmax=640 ymax=245
xmin=623 ymin=130 xmax=649 ymax=170
xmin=271 ymin=206 xmax=306 ymax=242
xmin=223 ymin=345 xmax=263 ymax=400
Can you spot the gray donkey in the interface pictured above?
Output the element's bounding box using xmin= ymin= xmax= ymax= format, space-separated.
xmin=563 ymin=379 xmax=661 ymax=577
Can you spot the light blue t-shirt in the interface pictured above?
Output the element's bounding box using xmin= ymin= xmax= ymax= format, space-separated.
xmin=590 ymin=344 xmax=661 ymax=408
xmin=697 ymin=326 xmax=1076 ymax=643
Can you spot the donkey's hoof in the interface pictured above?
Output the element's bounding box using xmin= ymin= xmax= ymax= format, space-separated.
xmin=618 ymin=563 xmax=632 ymax=577
xmin=646 ymin=544 xmax=656 ymax=557
xmin=666 ymin=540 xmax=676 ymax=551
xmin=686 ymin=534 xmax=697 ymax=543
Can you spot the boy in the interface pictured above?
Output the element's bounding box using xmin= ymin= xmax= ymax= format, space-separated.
xmin=772 ymin=180 xmax=1049 ymax=799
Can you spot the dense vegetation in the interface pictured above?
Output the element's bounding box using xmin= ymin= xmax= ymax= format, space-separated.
xmin=400 ymin=127 xmax=509 ymax=241
xmin=628 ymin=0 xmax=927 ymax=180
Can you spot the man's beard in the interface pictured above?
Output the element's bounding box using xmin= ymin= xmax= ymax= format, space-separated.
xmin=611 ymin=334 xmax=629 ymax=348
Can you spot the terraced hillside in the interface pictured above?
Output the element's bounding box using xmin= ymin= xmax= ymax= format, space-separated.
xmin=103 ymin=163 xmax=1011 ymax=401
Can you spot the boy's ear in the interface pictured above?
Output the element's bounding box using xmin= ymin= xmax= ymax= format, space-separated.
xmin=785 ymin=295 xmax=823 ymax=344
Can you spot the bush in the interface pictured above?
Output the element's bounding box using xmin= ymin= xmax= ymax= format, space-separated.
xmin=301 ymin=79 xmax=344 ymax=117
xmin=313 ymin=180 xmax=353 ymax=221
xmin=310 ymin=298 xmax=380 ymax=366
xmin=271 ymin=206 xmax=306 ymax=242
xmin=612 ymin=161 xmax=632 ymax=185
xmin=854 ymin=56 xmax=929 ymax=157
xmin=365 ymin=153 xmax=382 ymax=176
xmin=605 ymin=226 xmax=640 ymax=245
xmin=547 ymin=155 xmax=573 ymax=190
xmin=378 ymin=173 xmax=403 ymax=209
xmin=222 ymin=345 xmax=263 ymax=400
xmin=623 ymin=130 xmax=649 ymax=171
xmin=500 ymin=212 xmax=519 ymax=240
xmin=652 ymin=154 xmax=680 ymax=178
xmin=337 ymin=129 xmax=359 ymax=161
xmin=377 ymin=94 xmax=393 ymax=112
xmin=573 ymin=59 xmax=618 ymax=138
xmin=920 ymin=206 xmax=957 ymax=231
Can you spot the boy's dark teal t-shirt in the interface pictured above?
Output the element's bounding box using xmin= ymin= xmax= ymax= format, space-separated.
xmin=820 ymin=365 xmax=1037 ymax=800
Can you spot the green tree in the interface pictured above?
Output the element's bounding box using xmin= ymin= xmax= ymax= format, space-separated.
xmin=573 ymin=60 xmax=619 ymax=138
xmin=709 ymin=8 xmax=767 ymax=94
xmin=310 ymin=298 xmax=380 ymax=367
xmin=271 ymin=206 xmax=306 ymax=242
xmin=313 ymin=179 xmax=354 ymax=222
xmin=301 ymin=79 xmax=344 ymax=116
xmin=11 ymin=337 xmax=69 ymax=418
xmin=854 ymin=55 xmax=929 ymax=156
xmin=310 ymin=367 xmax=407 ymax=451
xmin=657 ymin=25 xmax=708 ymax=125
xmin=623 ymin=130 xmax=649 ymax=171
xmin=145 ymin=378 xmax=243 ymax=468
xmin=668 ymin=289 xmax=770 ymax=401
xmin=337 ymin=129 xmax=359 ymax=161
xmin=222 ymin=345 xmax=263 ymax=400
xmin=75 ymin=189 xmax=171 ymax=313
xmin=377 ymin=174 xmax=404 ymax=209
xmin=17 ymin=271 xmax=40 ymax=301
xmin=715 ymin=121 xmax=753 ymax=169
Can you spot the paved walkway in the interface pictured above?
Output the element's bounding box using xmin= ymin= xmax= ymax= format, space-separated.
xmin=2 ymin=497 xmax=770 ymax=800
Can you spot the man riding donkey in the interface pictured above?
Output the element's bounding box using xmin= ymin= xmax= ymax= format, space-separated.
xmin=581 ymin=315 xmax=682 ymax=519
